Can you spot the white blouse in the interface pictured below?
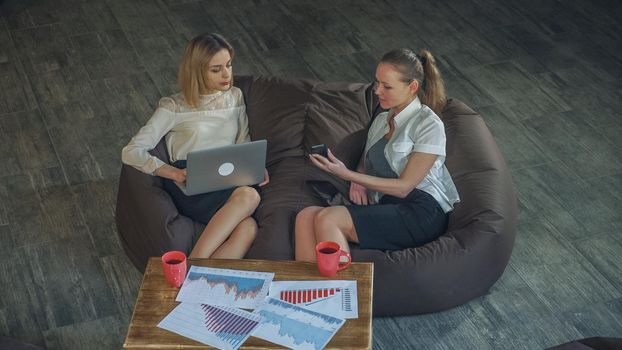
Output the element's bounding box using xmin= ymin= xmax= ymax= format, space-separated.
xmin=365 ymin=97 xmax=460 ymax=212
xmin=121 ymin=87 xmax=250 ymax=175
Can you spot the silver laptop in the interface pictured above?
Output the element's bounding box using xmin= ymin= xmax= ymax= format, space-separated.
xmin=176 ymin=140 xmax=267 ymax=196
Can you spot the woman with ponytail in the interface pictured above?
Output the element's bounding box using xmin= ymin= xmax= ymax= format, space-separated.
xmin=295 ymin=48 xmax=459 ymax=261
xmin=122 ymin=33 xmax=268 ymax=259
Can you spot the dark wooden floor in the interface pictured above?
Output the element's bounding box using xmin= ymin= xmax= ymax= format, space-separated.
xmin=1 ymin=0 xmax=621 ymax=349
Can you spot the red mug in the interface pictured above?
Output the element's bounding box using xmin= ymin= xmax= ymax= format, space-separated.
xmin=315 ymin=241 xmax=352 ymax=277
xmin=161 ymin=251 xmax=187 ymax=288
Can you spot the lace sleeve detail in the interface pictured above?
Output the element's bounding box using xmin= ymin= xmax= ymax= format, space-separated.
xmin=229 ymin=87 xmax=245 ymax=108
xmin=158 ymin=97 xmax=177 ymax=112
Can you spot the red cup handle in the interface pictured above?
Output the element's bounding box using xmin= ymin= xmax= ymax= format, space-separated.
xmin=337 ymin=250 xmax=352 ymax=271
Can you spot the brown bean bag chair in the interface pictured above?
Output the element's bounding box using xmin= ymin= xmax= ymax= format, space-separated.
xmin=349 ymin=97 xmax=518 ymax=315
xmin=115 ymin=75 xmax=517 ymax=316
xmin=115 ymin=76 xmax=374 ymax=268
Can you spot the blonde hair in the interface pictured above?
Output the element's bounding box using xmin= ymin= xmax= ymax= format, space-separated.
xmin=178 ymin=33 xmax=234 ymax=108
xmin=380 ymin=48 xmax=447 ymax=115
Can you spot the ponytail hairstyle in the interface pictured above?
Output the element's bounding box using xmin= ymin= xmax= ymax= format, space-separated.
xmin=178 ymin=33 xmax=234 ymax=108
xmin=379 ymin=48 xmax=447 ymax=115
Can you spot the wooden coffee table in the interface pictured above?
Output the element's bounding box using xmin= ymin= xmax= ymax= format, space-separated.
xmin=124 ymin=258 xmax=374 ymax=349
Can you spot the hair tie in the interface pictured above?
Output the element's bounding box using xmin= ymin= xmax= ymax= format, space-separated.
xmin=416 ymin=54 xmax=427 ymax=65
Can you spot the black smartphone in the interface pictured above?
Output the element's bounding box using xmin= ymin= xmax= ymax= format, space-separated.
xmin=310 ymin=144 xmax=328 ymax=158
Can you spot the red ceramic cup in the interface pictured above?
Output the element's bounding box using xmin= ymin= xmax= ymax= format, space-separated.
xmin=315 ymin=241 xmax=352 ymax=277
xmin=161 ymin=251 xmax=187 ymax=288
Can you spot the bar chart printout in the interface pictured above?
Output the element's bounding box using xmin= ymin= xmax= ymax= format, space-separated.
xmin=269 ymin=280 xmax=358 ymax=319
xmin=158 ymin=303 xmax=261 ymax=350
xmin=253 ymin=297 xmax=345 ymax=350
xmin=176 ymin=266 xmax=274 ymax=309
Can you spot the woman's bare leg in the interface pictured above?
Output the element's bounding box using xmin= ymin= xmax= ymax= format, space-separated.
xmin=210 ymin=217 xmax=258 ymax=259
xmin=190 ymin=186 xmax=260 ymax=259
xmin=314 ymin=206 xmax=358 ymax=254
xmin=295 ymin=206 xmax=323 ymax=262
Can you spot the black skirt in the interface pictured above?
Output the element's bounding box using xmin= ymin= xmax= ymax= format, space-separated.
xmin=346 ymin=188 xmax=449 ymax=250
xmin=162 ymin=160 xmax=235 ymax=225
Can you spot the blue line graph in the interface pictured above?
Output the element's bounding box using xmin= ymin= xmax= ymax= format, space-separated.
xmin=267 ymin=298 xmax=343 ymax=325
xmin=253 ymin=297 xmax=345 ymax=350
xmin=176 ymin=266 xmax=274 ymax=308
xmin=258 ymin=310 xmax=335 ymax=349
xmin=187 ymin=272 xmax=264 ymax=298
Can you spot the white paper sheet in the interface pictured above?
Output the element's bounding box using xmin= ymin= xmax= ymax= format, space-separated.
xmin=176 ymin=266 xmax=274 ymax=309
xmin=158 ymin=303 xmax=262 ymax=350
xmin=269 ymin=280 xmax=358 ymax=319
xmin=252 ymin=297 xmax=345 ymax=350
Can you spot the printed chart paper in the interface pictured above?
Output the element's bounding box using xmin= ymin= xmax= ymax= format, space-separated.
xmin=252 ymin=297 xmax=345 ymax=350
xmin=158 ymin=303 xmax=261 ymax=350
xmin=269 ymin=280 xmax=358 ymax=319
xmin=176 ymin=266 xmax=274 ymax=309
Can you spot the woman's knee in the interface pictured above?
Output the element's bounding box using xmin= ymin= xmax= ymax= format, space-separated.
xmin=233 ymin=217 xmax=258 ymax=242
xmin=314 ymin=207 xmax=340 ymax=230
xmin=314 ymin=207 xmax=356 ymax=238
xmin=295 ymin=206 xmax=322 ymax=225
xmin=231 ymin=186 xmax=260 ymax=208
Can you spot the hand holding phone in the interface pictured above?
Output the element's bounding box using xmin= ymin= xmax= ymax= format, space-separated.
xmin=310 ymin=144 xmax=328 ymax=158
xmin=309 ymin=144 xmax=347 ymax=177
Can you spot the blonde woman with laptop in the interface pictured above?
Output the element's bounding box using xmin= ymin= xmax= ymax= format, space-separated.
xmin=122 ymin=33 xmax=268 ymax=259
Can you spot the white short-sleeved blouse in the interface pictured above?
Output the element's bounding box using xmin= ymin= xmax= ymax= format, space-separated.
xmin=365 ymin=97 xmax=460 ymax=212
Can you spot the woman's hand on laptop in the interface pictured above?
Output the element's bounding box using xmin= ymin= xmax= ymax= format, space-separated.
xmin=155 ymin=164 xmax=187 ymax=184
xmin=259 ymin=168 xmax=270 ymax=187
xmin=175 ymin=168 xmax=188 ymax=185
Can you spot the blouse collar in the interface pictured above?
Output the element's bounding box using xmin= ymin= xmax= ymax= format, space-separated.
xmin=392 ymin=97 xmax=422 ymax=127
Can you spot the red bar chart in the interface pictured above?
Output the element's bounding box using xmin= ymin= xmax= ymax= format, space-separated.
xmin=269 ymin=281 xmax=359 ymax=319
xmin=279 ymin=288 xmax=341 ymax=304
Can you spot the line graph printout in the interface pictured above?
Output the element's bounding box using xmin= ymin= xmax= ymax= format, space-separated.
xmin=176 ymin=266 xmax=274 ymax=309
xmin=269 ymin=280 xmax=358 ymax=319
xmin=252 ymin=297 xmax=345 ymax=350
xmin=158 ymin=303 xmax=261 ymax=350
